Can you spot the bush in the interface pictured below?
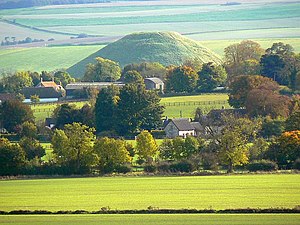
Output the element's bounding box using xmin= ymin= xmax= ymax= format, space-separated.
xmin=114 ymin=165 xmax=132 ymax=174
xmin=169 ymin=160 xmax=194 ymax=173
xmin=247 ymin=160 xmax=278 ymax=172
xmin=157 ymin=162 xmax=171 ymax=172
xmin=144 ymin=164 xmax=157 ymax=173
xmin=293 ymin=158 xmax=300 ymax=170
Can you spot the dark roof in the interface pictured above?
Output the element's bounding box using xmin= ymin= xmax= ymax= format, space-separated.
xmin=21 ymin=87 xmax=64 ymax=98
xmin=167 ymin=118 xmax=194 ymax=131
xmin=190 ymin=122 xmax=203 ymax=131
xmin=144 ymin=77 xmax=164 ymax=84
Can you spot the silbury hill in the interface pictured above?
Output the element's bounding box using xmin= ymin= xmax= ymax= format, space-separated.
xmin=67 ymin=31 xmax=223 ymax=78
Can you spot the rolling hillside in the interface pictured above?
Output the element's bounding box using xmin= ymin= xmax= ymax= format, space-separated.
xmin=67 ymin=31 xmax=223 ymax=78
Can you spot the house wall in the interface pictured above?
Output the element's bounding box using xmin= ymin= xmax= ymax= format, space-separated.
xmin=164 ymin=122 xmax=179 ymax=138
xmin=179 ymin=130 xmax=195 ymax=137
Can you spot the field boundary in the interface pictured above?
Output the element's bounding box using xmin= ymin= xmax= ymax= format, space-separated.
xmin=1 ymin=208 xmax=300 ymax=215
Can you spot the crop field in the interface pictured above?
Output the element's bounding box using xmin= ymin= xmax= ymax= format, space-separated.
xmin=0 ymin=45 xmax=103 ymax=74
xmin=0 ymin=1 xmax=299 ymax=44
xmin=0 ymin=174 xmax=299 ymax=211
xmin=1 ymin=214 xmax=300 ymax=225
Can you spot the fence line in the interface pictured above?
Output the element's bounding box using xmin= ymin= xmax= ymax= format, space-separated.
xmin=160 ymin=100 xmax=227 ymax=107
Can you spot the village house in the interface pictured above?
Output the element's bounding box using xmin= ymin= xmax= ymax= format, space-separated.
xmin=144 ymin=77 xmax=164 ymax=93
xmin=164 ymin=118 xmax=202 ymax=138
xmin=21 ymin=78 xmax=65 ymax=100
xmin=65 ymin=82 xmax=125 ymax=99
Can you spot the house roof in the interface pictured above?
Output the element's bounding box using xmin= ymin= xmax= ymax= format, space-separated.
xmin=21 ymin=87 xmax=64 ymax=98
xmin=190 ymin=122 xmax=203 ymax=131
xmin=167 ymin=118 xmax=195 ymax=131
xmin=38 ymin=81 xmax=59 ymax=88
xmin=144 ymin=77 xmax=164 ymax=84
xmin=65 ymin=82 xmax=125 ymax=90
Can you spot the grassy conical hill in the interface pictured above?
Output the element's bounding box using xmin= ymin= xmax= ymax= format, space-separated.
xmin=67 ymin=32 xmax=223 ymax=78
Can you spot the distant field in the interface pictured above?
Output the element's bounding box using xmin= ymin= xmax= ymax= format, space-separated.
xmin=0 ymin=1 xmax=299 ymax=45
xmin=1 ymin=214 xmax=300 ymax=225
xmin=0 ymin=45 xmax=103 ymax=74
xmin=0 ymin=175 xmax=299 ymax=211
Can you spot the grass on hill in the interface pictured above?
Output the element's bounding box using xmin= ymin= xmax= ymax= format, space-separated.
xmin=67 ymin=31 xmax=222 ymax=77
xmin=1 ymin=214 xmax=300 ymax=225
xmin=0 ymin=174 xmax=299 ymax=211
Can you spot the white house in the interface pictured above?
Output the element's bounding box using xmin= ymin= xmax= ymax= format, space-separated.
xmin=164 ymin=118 xmax=200 ymax=138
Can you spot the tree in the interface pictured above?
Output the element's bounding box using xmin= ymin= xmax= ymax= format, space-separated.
xmin=197 ymin=62 xmax=227 ymax=92
xmin=51 ymin=123 xmax=96 ymax=174
xmin=165 ymin=66 xmax=198 ymax=93
xmin=95 ymin=85 xmax=119 ymax=133
xmin=224 ymin=40 xmax=264 ymax=77
xmin=0 ymin=100 xmax=34 ymax=133
xmin=29 ymin=71 xmax=41 ymax=86
xmin=94 ymin=137 xmax=131 ymax=173
xmin=83 ymin=57 xmax=121 ymax=82
xmin=54 ymin=71 xmax=75 ymax=87
xmin=260 ymin=117 xmax=285 ymax=138
xmin=40 ymin=71 xmax=53 ymax=81
xmin=19 ymin=137 xmax=45 ymax=161
xmin=216 ymin=115 xmax=261 ymax=173
xmin=53 ymin=103 xmax=78 ymax=129
xmin=245 ymin=88 xmax=291 ymax=118
xmin=30 ymin=95 xmax=40 ymax=104
xmin=116 ymin=84 xmax=164 ymax=135
xmin=0 ymin=71 xmax=32 ymax=93
xmin=286 ymin=111 xmax=300 ymax=131
xmin=228 ymin=75 xmax=280 ymax=108
xmin=122 ymin=70 xmax=144 ymax=84
xmin=136 ymin=130 xmax=158 ymax=163
xmin=0 ymin=138 xmax=26 ymax=176
xmin=123 ymin=62 xmax=166 ymax=80
xmin=260 ymin=42 xmax=300 ymax=86
xmin=266 ymin=130 xmax=300 ymax=169
xmin=18 ymin=121 xmax=38 ymax=139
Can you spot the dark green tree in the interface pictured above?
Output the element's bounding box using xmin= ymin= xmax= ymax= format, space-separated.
xmin=0 ymin=100 xmax=34 ymax=133
xmin=123 ymin=62 xmax=166 ymax=80
xmin=0 ymin=71 xmax=32 ymax=93
xmin=122 ymin=70 xmax=144 ymax=84
xmin=95 ymin=85 xmax=119 ymax=133
xmin=0 ymin=138 xmax=26 ymax=176
xmin=19 ymin=137 xmax=45 ymax=161
xmin=165 ymin=65 xmax=198 ymax=93
xmin=54 ymin=71 xmax=75 ymax=87
xmin=197 ymin=62 xmax=227 ymax=92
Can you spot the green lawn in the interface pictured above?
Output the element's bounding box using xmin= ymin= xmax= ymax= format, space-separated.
xmin=0 ymin=174 xmax=299 ymax=211
xmin=1 ymin=214 xmax=300 ymax=225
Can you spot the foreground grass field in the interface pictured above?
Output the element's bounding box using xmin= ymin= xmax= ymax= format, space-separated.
xmin=1 ymin=214 xmax=300 ymax=225
xmin=0 ymin=175 xmax=299 ymax=211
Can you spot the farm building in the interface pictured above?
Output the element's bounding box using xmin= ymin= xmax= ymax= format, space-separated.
xmin=21 ymin=79 xmax=65 ymax=99
xmin=144 ymin=77 xmax=164 ymax=93
xmin=65 ymin=82 xmax=125 ymax=99
xmin=164 ymin=118 xmax=202 ymax=138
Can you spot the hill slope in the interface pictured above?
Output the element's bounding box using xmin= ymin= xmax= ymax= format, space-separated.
xmin=67 ymin=32 xmax=223 ymax=78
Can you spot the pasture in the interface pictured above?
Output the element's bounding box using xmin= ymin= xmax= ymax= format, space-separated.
xmin=0 ymin=45 xmax=103 ymax=74
xmin=30 ymin=94 xmax=230 ymax=121
xmin=0 ymin=174 xmax=299 ymax=211
xmin=1 ymin=214 xmax=300 ymax=225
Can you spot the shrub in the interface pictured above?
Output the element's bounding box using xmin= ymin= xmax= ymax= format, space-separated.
xmin=293 ymin=158 xmax=300 ymax=170
xmin=144 ymin=165 xmax=157 ymax=173
xmin=247 ymin=160 xmax=278 ymax=172
xmin=157 ymin=162 xmax=171 ymax=172
xmin=114 ymin=164 xmax=132 ymax=174
xmin=169 ymin=160 xmax=194 ymax=173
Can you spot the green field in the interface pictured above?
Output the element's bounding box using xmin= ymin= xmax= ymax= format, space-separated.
xmin=0 ymin=45 xmax=103 ymax=73
xmin=30 ymin=94 xmax=230 ymax=121
xmin=1 ymin=214 xmax=300 ymax=225
xmin=0 ymin=174 xmax=299 ymax=211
